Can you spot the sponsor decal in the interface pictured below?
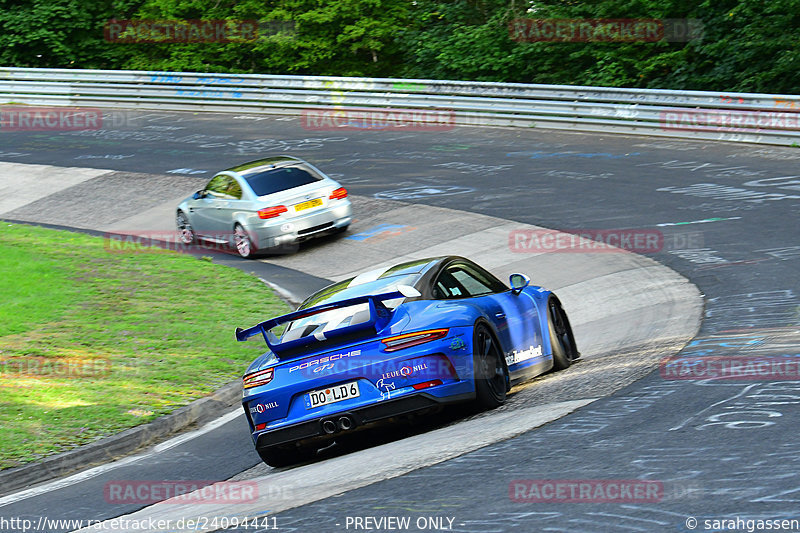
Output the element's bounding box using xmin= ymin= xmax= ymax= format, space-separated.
xmin=381 ymin=362 xmax=429 ymax=380
xmin=506 ymin=345 xmax=543 ymax=366
xmin=248 ymin=401 xmax=279 ymax=414
xmin=288 ymin=350 xmax=361 ymax=373
xmin=375 ymin=377 xmax=396 ymax=392
xmin=449 ymin=337 xmax=467 ymax=351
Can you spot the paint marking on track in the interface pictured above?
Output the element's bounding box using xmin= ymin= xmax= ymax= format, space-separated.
xmin=75 ymin=398 xmax=597 ymax=533
xmin=656 ymin=217 xmax=741 ymax=227
xmin=0 ymin=409 xmax=243 ymax=508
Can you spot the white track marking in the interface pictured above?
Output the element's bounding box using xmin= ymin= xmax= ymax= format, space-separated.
xmin=74 ymin=399 xmax=596 ymax=533
xmin=0 ymin=409 xmax=243 ymax=508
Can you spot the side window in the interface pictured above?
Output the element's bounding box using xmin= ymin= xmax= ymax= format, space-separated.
xmin=433 ymin=263 xmax=506 ymax=299
xmin=205 ymin=175 xmax=228 ymax=198
xmin=434 ymin=269 xmax=467 ymax=299
xmin=226 ymin=178 xmax=243 ymax=200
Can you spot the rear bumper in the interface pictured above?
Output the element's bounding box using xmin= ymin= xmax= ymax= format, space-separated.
xmin=254 ymin=390 xmax=471 ymax=449
xmin=247 ymin=201 xmax=352 ymax=250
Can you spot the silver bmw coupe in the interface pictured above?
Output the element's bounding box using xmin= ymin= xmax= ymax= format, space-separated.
xmin=176 ymin=156 xmax=352 ymax=258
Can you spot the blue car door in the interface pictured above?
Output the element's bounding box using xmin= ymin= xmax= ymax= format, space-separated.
xmin=433 ymin=262 xmax=545 ymax=377
xmin=483 ymin=290 xmax=545 ymax=377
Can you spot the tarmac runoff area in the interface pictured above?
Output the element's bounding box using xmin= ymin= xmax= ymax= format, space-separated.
xmin=0 ymin=162 xmax=702 ymax=532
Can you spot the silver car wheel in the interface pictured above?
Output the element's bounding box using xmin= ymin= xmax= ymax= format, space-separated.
xmin=176 ymin=212 xmax=195 ymax=244
xmin=234 ymin=225 xmax=253 ymax=258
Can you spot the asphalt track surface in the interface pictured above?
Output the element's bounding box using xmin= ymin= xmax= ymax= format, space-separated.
xmin=1 ymin=111 xmax=799 ymax=532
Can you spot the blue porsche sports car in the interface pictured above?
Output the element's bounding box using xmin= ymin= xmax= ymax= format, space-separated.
xmin=237 ymin=256 xmax=579 ymax=466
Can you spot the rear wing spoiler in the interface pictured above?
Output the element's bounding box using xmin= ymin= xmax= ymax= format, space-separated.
xmin=235 ymin=285 xmax=420 ymax=358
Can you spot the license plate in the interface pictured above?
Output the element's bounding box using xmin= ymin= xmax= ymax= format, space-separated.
xmin=305 ymin=381 xmax=360 ymax=409
xmin=294 ymin=198 xmax=323 ymax=212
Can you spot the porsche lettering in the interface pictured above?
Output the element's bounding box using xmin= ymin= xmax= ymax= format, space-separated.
xmin=288 ymin=350 xmax=362 ymax=373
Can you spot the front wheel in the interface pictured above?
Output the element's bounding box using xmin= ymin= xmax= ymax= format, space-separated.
xmin=473 ymin=323 xmax=508 ymax=409
xmin=548 ymin=297 xmax=579 ymax=371
xmin=176 ymin=211 xmax=195 ymax=245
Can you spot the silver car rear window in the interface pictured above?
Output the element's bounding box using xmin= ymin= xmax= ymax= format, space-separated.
xmin=245 ymin=167 xmax=321 ymax=196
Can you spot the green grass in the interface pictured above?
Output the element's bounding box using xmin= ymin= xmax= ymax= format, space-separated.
xmin=0 ymin=223 xmax=289 ymax=469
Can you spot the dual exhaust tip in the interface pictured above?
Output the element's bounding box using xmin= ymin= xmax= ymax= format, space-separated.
xmin=322 ymin=415 xmax=354 ymax=434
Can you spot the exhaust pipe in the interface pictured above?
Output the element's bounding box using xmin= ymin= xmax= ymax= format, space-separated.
xmin=322 ymin=419 xmax=337 ymax=434
xmin=337 ymin=416 xmax=353 ymax=431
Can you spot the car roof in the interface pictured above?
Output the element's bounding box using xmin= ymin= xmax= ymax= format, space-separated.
xmin=299 ymin=257 xmax=456 ymax=310
xmin=226 ymin=156 xmax=306 ymax=178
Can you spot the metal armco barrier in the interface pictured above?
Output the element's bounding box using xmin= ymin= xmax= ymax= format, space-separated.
xmin=2 ymin=67 xmax=800 ymax=145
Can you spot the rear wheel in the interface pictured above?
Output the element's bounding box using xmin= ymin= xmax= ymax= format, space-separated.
xmin=473 ymin=323 xmax=508 ymax=409
xmin=233 ymin=224 xmax=257 ymax=258
xmin=548 ymin=297 xmax=579 ymax=371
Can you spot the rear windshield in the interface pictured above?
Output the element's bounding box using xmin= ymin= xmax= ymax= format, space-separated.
xmin=299 ymin=274 xmax=420 ymax=310
xmin=244 ymin=167 xmax=321 ymax=197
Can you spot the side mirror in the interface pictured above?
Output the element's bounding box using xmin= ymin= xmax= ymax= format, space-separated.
xmin=509 ymin=273 xmax=530 ymax=295
xmin=192 ymin=190 xmax=205 ymax=200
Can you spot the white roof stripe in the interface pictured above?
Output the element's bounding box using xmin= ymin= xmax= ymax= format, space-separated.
xmin=349 ymin=265 xmax=393 ymax=287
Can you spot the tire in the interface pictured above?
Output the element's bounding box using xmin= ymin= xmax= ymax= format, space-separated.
xmin=257 ymin=444 xmax=315 ymax=468
xmin=472 ymin=323 xmax=508 ymax=409
xmin=548 ymin=297 xmax=579 ymax=371
xmin=233 ymin=224 xmax=257 ymax=259
xmin=176 ymin=211 xmax=195 ymax=245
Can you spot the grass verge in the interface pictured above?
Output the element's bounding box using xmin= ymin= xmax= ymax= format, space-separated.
xmin=0 ymin=223 xmax=289 ymax=469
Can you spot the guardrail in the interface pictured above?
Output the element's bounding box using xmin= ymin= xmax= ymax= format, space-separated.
xmin=2 ymin=67 xmax=800 ymax=145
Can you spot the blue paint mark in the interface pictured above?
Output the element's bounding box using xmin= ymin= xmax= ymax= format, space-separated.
xmin=197 ymin=77 xmax=245 ymax=84
xmin=346 ymin=224 xmax=408 ymax=241
xmin=175 ymin=89 xmax=241 ymax=99
xmin=149 ymin=73 xmax=183 ymax=84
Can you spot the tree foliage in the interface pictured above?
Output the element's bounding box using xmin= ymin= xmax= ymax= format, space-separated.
xmin=1 ymin=0 xmax=798 ymax=93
